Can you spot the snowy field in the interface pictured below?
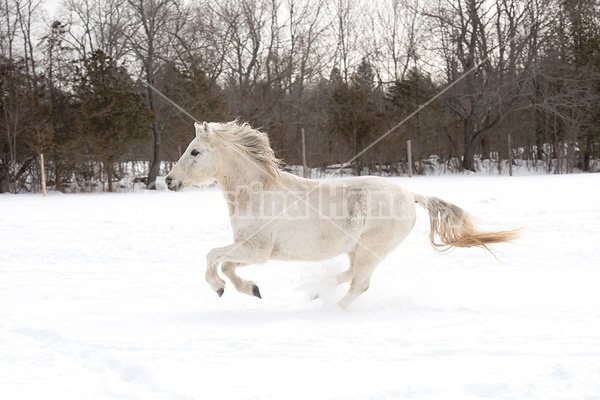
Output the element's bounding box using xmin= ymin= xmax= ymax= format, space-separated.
xmin=1 ymin=174 xmax=600 ymax=400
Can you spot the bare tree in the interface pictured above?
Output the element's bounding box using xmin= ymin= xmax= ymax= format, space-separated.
xmin=14 ymin=0 xmax=42 ymax=80
xmin=0 ymin=0 xmax=44 ymax=193
xmin=331 ymin=0 xmax=360 ymax=84
xmin=212 ymin=0 xmax=271 ymax=118
xmin=368 ymin=0 xmax=424 ymax=82
xmin=171 ymin=1 xmax=228 ymax=83
xmin=528 ymin=0 xmax=600 ymax=172
xmin=285 ymin=0 xmax=330 ymax=91
xmin=0 ymin=0 xmax=18 ymax=59
xmin=125 ymin=0 xmax=182 ymax=189
xmin=65 ymin=0 xmax=131 ymax=61
xmin=424 ymin=0 xmax=544 ymax=171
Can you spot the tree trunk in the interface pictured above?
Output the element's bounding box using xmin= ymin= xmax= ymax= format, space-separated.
xmin=147 ymin=120 xmax=161 ymax=189
xmin=0 ymin=176 xmax=9 ymax=193
xmin=535 ymin=110 xmax=545 ymax=164
xmin=146 ymin=80 xmax=160 ymax=190
xmin=55 ymin=164 xmax=64 ymax=192
xmin=107 ymin=162 xmax=114 ymax=192
xmin=14 ymin=157 xmax=35 ymax=188
xmin=580 ymin=135 xmax=591 ymax=172
xmin=481 ymin=135 xmax=491 ymax=160
xmin=463 ymin=142 xmax=477 ymax=172
xmin=462 ymin=119 xmax=477 ymax=172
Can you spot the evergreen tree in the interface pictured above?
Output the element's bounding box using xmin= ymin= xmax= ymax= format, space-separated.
xmin=327 ymin=59 xmax=386 ymax=168
xmin=75 ymin=49 xmax=152 ymax=191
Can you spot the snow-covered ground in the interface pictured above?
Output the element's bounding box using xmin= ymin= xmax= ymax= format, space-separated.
xmin=1 ymin=174 xmax=599 ymax=400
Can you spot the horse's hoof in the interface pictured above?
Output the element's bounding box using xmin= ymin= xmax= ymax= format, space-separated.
xmin=251 ymin=285 xmax=262 ymax=299
xmin=216 ymin=288 xmax=224 ymax=298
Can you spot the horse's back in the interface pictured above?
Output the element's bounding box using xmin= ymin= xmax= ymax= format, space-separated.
xmin=267 ymin=174 xmax=417 ymax=261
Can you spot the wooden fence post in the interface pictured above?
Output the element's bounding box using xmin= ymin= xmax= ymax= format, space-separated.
xmin=508 ymin=133 xmax=513 ymax=177
xmin=407 ymin=140 xmax=413 ymax=178
xmin=301 ymin=128 xmax=308 ymax=178
xmin=40 ymin=153 xmax=47 ymax=196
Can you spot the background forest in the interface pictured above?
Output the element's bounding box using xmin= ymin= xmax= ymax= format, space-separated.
xmin=1 ymin=0 xmax=599 ymax=193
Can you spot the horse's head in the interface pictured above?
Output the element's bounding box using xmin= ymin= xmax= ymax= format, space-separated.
xmin=165 ymin=122 xmax=220 ymax=191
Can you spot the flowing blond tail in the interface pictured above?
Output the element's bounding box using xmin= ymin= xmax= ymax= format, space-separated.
xmin=414 ymin=194 xmax=520 ymax=254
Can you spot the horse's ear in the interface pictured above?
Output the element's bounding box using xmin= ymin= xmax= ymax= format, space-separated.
xmin=195 ymin=121 xmax=214 ymax=139
xmin=194 ymin=122 xmax=203 ymax=137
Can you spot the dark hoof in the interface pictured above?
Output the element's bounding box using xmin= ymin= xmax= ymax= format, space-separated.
xmin=216 ymin=288 xmax=224 ymax=298
xmin=251 ymin=285 xmax=262 ymax=299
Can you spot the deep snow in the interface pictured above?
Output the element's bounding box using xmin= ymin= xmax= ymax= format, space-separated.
xmin=1 ymin=174 xmax=600 ymax=400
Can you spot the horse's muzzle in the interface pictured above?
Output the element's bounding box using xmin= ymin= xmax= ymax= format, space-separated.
xmin=165 ymin=176 xmax=182 ymax=191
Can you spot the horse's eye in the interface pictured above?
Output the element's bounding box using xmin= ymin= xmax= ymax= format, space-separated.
xmin=191 ymin=149 xmax=200 ymax=156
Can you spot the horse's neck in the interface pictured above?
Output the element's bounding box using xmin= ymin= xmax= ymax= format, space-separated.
xmin=216 ymin=158 xmax=275 ymax=217
xmin=216 ymin=161 xmax=273 ymax=193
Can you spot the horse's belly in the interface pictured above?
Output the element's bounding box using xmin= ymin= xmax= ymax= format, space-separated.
xmin=270 ymin=230 xmax=355 ymax=261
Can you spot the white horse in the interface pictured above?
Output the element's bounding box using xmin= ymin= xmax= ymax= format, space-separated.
xmin=165 ymin=121 xmax=519 ymax=308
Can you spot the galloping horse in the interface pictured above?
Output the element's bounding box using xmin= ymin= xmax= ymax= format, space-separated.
xmin=165 ymin=121 xmax=519 ymax=308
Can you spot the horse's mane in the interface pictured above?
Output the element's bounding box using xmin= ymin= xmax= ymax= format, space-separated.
xmin=212 ymin=120 xmax=281 ymax=178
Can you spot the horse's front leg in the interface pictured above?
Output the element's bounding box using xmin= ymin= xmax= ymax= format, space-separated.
xmin=221 ymin=262 xmax=263 ymax=298
xmin=206 ymin=242 xmax=270 ymax=298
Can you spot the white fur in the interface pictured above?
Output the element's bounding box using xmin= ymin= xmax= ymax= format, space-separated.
xmin=165 ymin=121 xmax=512 ymax=308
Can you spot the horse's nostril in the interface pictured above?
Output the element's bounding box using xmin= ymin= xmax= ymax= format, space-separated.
xmin=165 ymin=176 xmax=173 ymax=185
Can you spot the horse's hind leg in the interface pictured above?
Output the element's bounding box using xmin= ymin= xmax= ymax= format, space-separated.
xmin=337 ymin=246 xmax=382 ymax=309
xmin=221 ymin=262 xmax=261 ymax=299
